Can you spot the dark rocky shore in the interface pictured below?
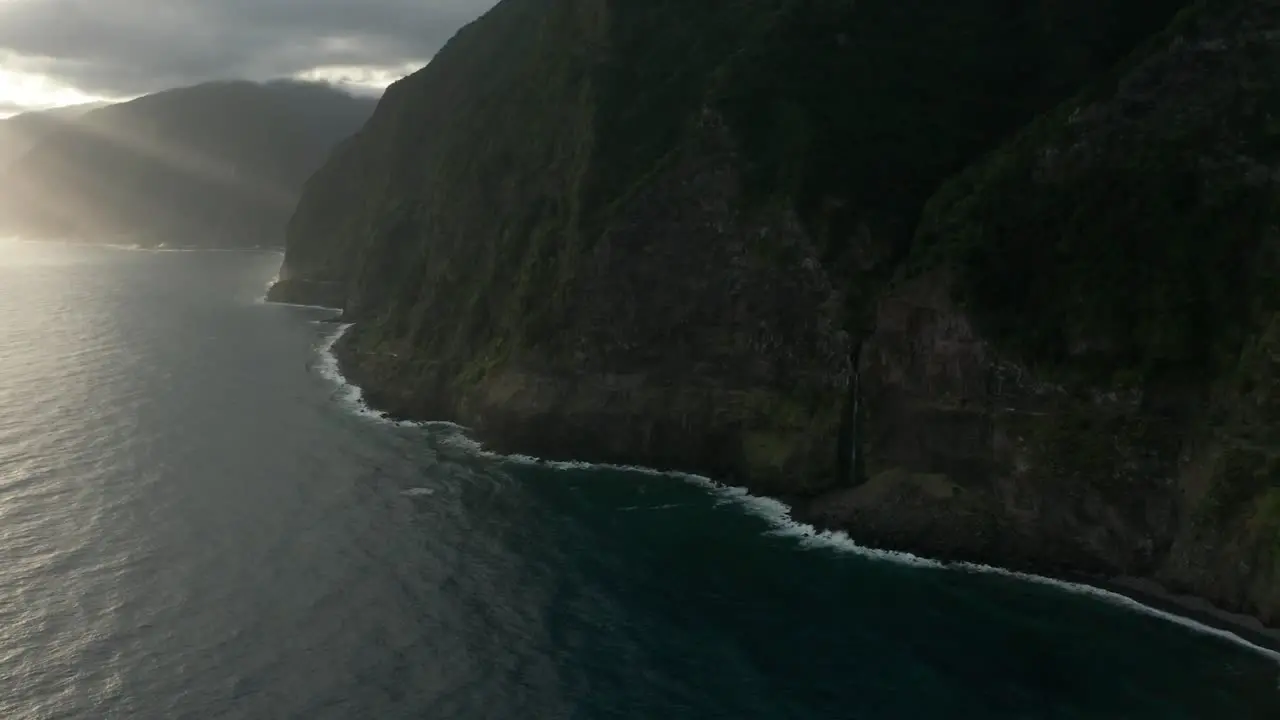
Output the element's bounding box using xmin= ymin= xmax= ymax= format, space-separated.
xmin=297 ymin=313 xmax=1280 ymax=651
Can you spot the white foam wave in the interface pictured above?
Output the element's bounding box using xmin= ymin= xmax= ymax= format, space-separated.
xmin=253 ymin=272 xmax=281 ymax=305
xmin=501 ymin=453 xmax=667 ymax=474
xmin=619 ymin=503 xmax=686 ymax=512
xmin=950 ymin=563 xmax=1280 ymax=663
xmin=315 ymin=324 xmax=408 ymax=426
xmin=691 ymin=474 xmax=1280 ymax=659
xmin=683 ymin=475 xmax=947 ymax=567
xmin=436 ymin=431 xmax=488 ymax=454
xmin=303 ymin=321 xmax=1280 ymax=663
xmin=269 ymin=300 xmax=343 ymax=311
xmin=8 ymin=237 xmax=283 ymax=255
xmin=426 ymin=442 xmax=946 ymax=568
xmin=401 ymin=488 xmax=436 ymax=497
xmin=144 ymin=245 xmax=281 ymax=254
xmin=314 ymin=323 xmax=466 ymax=430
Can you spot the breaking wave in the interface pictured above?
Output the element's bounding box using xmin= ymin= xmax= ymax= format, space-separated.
xmin=309 ymin=317 xmax=1280 ymax=664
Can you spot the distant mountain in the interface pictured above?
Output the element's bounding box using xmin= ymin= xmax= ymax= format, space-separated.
xmin=0 ymin=102 xmax=106 ymax=168
xmin=0 ymin=80 xmax=375 ymax=247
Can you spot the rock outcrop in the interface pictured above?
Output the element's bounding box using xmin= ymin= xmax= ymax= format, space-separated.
xmin=824 ymin=0 xmax=1280 ymax=621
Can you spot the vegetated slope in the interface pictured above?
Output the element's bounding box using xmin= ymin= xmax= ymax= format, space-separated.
xmin=272 ymin=0 xmax=1280 ymax=618
xmin=851 ymin=0 xmax=1280 ymax=620
xmin=276 ymin=0 xmax=1184 ymax=490
xmin=0 ymin=81 xmax=375 ymax=247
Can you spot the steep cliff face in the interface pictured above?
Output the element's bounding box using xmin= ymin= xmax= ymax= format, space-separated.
xmin=278 ymin=0 xmax=1186 ymax=496
xmin=266 ymin=0 xmax=1280 ymax=621
xmin=828 ymin=0 xmax=1280 ymax=620
xmin=280 ymin=0 xmax=1187 ymax=303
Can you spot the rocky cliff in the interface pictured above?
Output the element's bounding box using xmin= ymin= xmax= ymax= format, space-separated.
xmin=826 ymin=0 xmax=1280 ymax=621
xmin=275 ymin=0 xmax=1280 ymax=620
xmin=0 ymin=81 xmax=374 ymax=247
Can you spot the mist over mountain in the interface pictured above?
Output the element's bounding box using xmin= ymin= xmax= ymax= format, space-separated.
xmin=0 ymin=102 xmax=105 ymax=167
xmin=0 ymin=80 xmax=375 ymax=247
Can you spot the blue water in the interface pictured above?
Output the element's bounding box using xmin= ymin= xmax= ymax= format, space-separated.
xmin=0 ymin=239 xmax=1276 ymax=719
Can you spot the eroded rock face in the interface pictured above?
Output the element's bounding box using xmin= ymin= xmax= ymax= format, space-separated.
xmin=832 ymin=275 xmax=1280 ymax=621
xmin=264 ymin=279 xmax=348 ymax=309
xmin=337 ymin=113 xmax=853 ymax=495
xmin=810 ymin=273 xmax=1180 ymax=579
xmin=278 ymin=0 xmax=1183 ymax=493
xmin=1158 ymin=310 xmax=1280 ymax=623
xmin=855 ymin=0 xmax=1280 ymax=620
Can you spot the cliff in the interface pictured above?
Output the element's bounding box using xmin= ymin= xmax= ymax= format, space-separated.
xmin=276 ymin=0 xmax=1280 ymax=620
xmin=827 ymin=0 xmax=1280 ymax=621
xmin=0 ymin=81 xmax=374 ymax=247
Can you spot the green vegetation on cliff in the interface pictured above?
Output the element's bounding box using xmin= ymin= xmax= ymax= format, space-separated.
xmin=902 ymin=0 xmax=1280 ymax=619
xmin=278 ymin=0 xmax=1280 ymax=619
xmin=711 ymin=0 xmax=1193 ymax=323
xmin=279 ymin=0 xmax=1187 ymax=493
xmin=918 ymin=0 xmax=1279 ymax=379
xmin=289 ymin=0 xmax=1187 ymax=312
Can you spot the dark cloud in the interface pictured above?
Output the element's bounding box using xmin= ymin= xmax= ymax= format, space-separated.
xmin=0 ymin=0 xmax=499 ymax=96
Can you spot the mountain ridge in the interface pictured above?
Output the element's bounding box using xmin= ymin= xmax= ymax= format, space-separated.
xmin=0 ymin=80 xmax=375 ymax=247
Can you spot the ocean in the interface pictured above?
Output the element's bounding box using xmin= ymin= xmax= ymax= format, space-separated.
xmin=0 ymin=239 xmax=1276 ymax=719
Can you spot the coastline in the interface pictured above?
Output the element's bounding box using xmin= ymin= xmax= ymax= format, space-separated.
xmin=264 ymin=278 xmax=348 ymax=310
xmin=285 ymin=301 xmax=1280 ymax=661
xmin=791 ymin=501 xmax=1280 ymax=658
xmin=1104 ymin=576 xmax=1280 ymax=650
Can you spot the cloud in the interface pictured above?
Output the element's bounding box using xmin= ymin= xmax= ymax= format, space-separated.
xmin=0 ymin=57 xmax=115 ymax=115
xmin=0 ymin=0 xmax=498 ymax=100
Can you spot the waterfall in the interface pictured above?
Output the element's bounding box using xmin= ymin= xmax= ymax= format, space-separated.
xmin=837 ymin=341 xmax=864 ymax=487
xmin=850 ymin=361 xmax=860 ymax=475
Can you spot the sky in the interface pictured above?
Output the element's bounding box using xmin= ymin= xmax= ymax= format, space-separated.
xmin=0 ymin=0 xmax=499 ymax=116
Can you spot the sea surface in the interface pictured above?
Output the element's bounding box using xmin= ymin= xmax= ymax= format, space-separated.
xmin=0 ymin=239 xmax=1277 ymax=719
